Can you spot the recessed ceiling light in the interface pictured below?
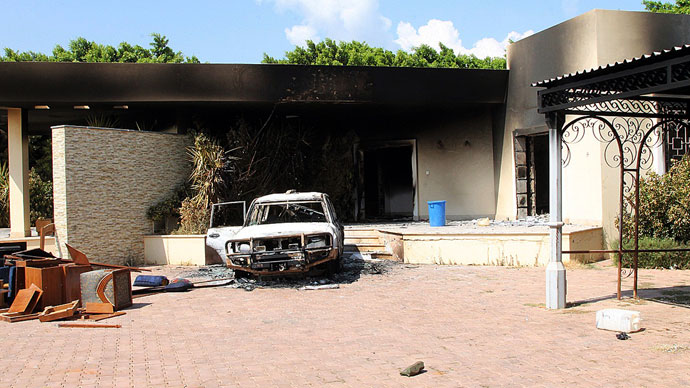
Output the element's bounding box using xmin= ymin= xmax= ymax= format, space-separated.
xmin=73 ymin=105 xmax=90 ymax=110
xmin=34 ymin=105 xmax=50 ymax=110
xmin=113 ymin=105 xmax=129 ymax=109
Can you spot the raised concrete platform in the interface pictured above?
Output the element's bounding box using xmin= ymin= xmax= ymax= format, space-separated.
xmin=345 ymin=220 xmax=603 ymax=266
xmin=0 ymin=227 xmax=59 ymax=256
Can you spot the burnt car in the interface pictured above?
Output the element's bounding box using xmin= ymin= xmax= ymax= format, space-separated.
xmin=214 ymin=192 xmax=344 ymax=276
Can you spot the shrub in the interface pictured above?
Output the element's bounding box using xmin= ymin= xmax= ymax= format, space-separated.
xmin=621 ymin=154 xmax=690 ymax=242
xmin=613 ymin=237 xmax=690 ymax=269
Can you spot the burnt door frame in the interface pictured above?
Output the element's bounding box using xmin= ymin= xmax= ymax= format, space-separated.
xmin=353 ymin=139 xmax=419 ymax=221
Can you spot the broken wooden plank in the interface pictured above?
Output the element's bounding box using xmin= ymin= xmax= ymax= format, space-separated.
xmin=84 ymin=302 xmax=114 ymax=314
xmin=80 ymin=311 xmax=126 ymax=322
xmin=0 ymin=312 xmax=40 ymax=323
xmin=58 ymin=322 xmax=121 ymax=328
xmin=9 ymin=284 xmax=43 ymax=314
xmin=38 ymin=300 xmax=79 ymax=322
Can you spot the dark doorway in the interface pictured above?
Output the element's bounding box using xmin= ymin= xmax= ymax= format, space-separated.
xmin=515 ymin=133 xmax=549 ymax=218
xmin=362 ymin=144 xmax=415 ymax=220
xmin=532 ymin=135 xmax=549 ymax=215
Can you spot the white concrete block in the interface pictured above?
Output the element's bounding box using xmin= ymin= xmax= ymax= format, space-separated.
xmin=596 ymin=309 xmax=641 ymax=333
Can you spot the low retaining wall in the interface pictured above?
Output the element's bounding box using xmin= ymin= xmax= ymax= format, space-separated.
xmin=144 ymin=235 xmax=206 ymax=266
xmin=400 ymin=227 xmax=603 ymax=266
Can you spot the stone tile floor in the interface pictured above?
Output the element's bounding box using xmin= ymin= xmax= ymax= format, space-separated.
xmin=2 ymin=259 xmax=690 ymax=387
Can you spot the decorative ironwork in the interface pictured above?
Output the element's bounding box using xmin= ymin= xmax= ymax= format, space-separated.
xmin=562 ymin=99 xmax=689 ymax=118
xmin=672 ymin=61 xmax=690 ymax=82
xmin=538 ymin=57 xmax=690 ymax=113
xmin=661 ymin=104 xmax=690 ymax=169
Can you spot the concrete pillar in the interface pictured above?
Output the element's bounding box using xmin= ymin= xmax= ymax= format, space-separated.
xmin=546 ymin=113 xmax=566 ymax=309
xmin=7 ymin=108 xmax=31 ymax=238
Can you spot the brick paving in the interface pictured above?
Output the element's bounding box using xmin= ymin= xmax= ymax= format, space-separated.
xmin=2 ymin=260 xmax=690 ymax=387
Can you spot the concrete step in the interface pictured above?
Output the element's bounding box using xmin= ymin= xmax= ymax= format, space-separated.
xmin=344 ymin=243 xmax=387 ymax=253
xmin=344 ymin=236 xmax=381 ymax=244
xmin=344 ymin=229 xmax=379 ymax=237
xmin=345 ymin=250 xmax=395 ymax=260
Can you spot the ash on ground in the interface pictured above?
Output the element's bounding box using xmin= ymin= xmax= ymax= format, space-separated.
xmin=176 ymin=253 xmax=397 ymax=290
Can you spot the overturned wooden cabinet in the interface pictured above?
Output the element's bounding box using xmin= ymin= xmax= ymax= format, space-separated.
xmin=80 ymin=269 xmax=132 ymax=311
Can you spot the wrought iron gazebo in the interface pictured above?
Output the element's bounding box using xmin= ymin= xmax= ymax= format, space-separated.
xmin=534 ymin=45 xmax=690 ymax=308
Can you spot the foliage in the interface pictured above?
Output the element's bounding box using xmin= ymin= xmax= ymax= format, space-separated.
xmin=1 ymin=33 xmax=199 ymax=63
xmin=620 ymin=154 xmax=690 ymax=242
xmin=613 ymin=237 xmax=690 ymax=269
xmin=187 ymin=132 xmax=235 ymax=209
xmin=146 ymin=184 xmax=190 ymax=223
xmin=176 ymin=132 xmax=234 ymax=233
xmin=29 ymin=168 xmax=53 ymax=224
xmin=28 ymin=136 xmax=53 ymax=182
xmin=175 ymin=197 xmax=210 ymax=235
xmin=643 ymin=0 xmax=690 ymax=13
xmin=0 ymin=163 xmax=8 ymax=226
xmin=263 ymin=39 xmax=506 ymax=69
xmin=224 ymin=117 xmax=310 ymax=200
xmin=0 ymin=164 xmax=52 ymax=227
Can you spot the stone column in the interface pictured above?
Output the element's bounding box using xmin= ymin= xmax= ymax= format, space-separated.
xmin=7 ymin=108 xmax=31 ymax=238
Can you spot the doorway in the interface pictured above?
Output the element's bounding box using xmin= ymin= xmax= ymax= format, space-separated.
xmin=356 ymin=140 xmax=417 ymax=220
xmin=514 ymin=133 xmax=549 ymax=218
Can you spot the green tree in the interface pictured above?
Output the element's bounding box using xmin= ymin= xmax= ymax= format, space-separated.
xmin=263 ymin=38 xmax=506 ymax=69
xmin=1 ymin=33 xmax=199 ymax=63
xmin=643 ymin=0 xmax=690 ymax=13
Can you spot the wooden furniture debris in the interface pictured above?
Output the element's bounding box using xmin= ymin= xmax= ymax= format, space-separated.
xmin=81 ymin=269 xmax=132 ymax=311
xmin=0 ymin=311 xmax=40 ymax=323
xmin=8 ymin=284 xmax=42 ymax=314
xmin=24 ymin=265 xmax=64 ymax=310
xmin=57 ymin=322 xmax=121 ymax=328
xmin=80 ymin=311 xmax=126 ymax=321
xmin=85 ymin=302 xmax=114 ymax=314
xmin=65 ymin=243 xmax=150 ymax=272
xmin=38 ymin=300 xmax=79 ymax=322
xmin=37 ymin=221 xmax=54 ymax=252
xmin=62 ymin=264 xmax=92 ymax=307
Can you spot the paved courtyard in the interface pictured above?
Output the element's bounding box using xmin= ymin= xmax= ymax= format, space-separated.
xmin=2 ymin=259 xmax=690 ymax=388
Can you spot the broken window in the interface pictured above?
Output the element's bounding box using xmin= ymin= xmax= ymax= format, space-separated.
xmin=249 ymin=201 xmax=327 ymax=225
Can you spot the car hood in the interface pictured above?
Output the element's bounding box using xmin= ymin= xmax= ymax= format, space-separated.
xmin=231 ymin=222 xmax=337 ymax=240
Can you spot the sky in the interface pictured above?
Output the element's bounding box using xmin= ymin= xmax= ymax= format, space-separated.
xmin=2 ymin=0 xmax=647 ymax=63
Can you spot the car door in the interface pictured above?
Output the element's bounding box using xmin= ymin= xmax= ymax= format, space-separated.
xmin=206 ymin=201 xmax=246 ymax=261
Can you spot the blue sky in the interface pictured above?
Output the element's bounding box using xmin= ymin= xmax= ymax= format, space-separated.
xmin=2 ymin=0 xmax=646 ymax=63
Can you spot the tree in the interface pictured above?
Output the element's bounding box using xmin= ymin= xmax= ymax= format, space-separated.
xmin=643 ymin=0 xmax=690 ymax=13
xmin=1 ymin=33 xmax=199 ymax=63
xmin=262 ymin=39 xmax=506 ymax=69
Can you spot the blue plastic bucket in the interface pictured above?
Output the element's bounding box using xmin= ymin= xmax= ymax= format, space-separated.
xmin=427 ymin=200 xmax=446 ymax=227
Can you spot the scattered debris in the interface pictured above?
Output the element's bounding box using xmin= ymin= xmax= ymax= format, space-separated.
xmin=298 ymin=284 xmax=339 ymax=291
xmin=38 ymin=300 xmax=79 ymax=322
xmin=244 ymin=284 xmax=255 ymax=292
xmin=596 ymin=309 xmax=641 ymax=333
xmin=81 ymin=311 xmax=126 ymax=322
xmin=616 ymin=332 xmax=630 ymax=340
xmin=133 ymin=275 xmax=169 ymax=287
xmin=476 ymin=217 xmax=491 ymax=227
xmin=400 ymin=361 xmax=425 ymax=377
xmin=58 ymin=323 xmax=121 ymax=329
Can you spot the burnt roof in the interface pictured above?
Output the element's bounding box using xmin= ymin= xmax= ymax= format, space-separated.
xmin=0 ymin=62 xmax=508 ymax=108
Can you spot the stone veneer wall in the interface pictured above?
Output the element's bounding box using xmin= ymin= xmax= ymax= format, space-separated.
xmin=52 ymin=126 xmax=191 ymax=264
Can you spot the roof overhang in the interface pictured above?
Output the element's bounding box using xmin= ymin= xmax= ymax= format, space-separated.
xmin=0 ymin=62 xmax=508 ymax=108
xmin=535 ymin=45 xmax=690 ymax=117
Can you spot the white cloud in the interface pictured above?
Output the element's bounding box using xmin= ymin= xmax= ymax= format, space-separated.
xmin=395 ymin=19 xmax=534 ymax=58
xmin=261 ymin=0 xmax=391 ymax=45
xmin=285 ymin=24 xmax=318 ymax=45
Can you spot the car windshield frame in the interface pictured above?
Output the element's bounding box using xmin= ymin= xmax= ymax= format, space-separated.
xmin=245 ymin=200 xmax=330 ymax=226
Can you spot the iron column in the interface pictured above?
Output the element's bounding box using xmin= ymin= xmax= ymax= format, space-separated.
xmin=546 ymin=113 xmax=566 ymax=309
